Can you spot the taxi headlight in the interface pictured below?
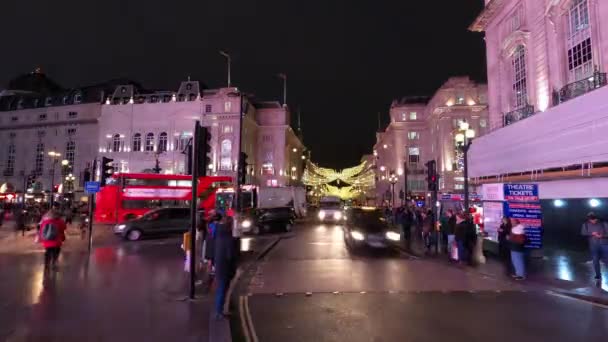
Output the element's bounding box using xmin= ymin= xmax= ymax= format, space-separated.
xmin=318 ymin=210 xmax=326 ymax=219
xmin=351 ymin=231 xmax=365 ymax=241
xmin=333 ymin=212 xmax=342 ymax=220
xmin=386 ymin=231 xmax=401 ymax=241
xmin=241 ymin=219 xmax=252 ymax=228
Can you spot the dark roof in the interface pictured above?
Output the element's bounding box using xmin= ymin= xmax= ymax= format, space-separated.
xmin=393 ymin=96 xmax=431 ymax=106
xmin=7 ymin=69 xmax=63 ymax=94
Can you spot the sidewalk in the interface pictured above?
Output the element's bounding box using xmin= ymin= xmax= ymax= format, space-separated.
xmin=400 ymin=231 xmax=608 ymax=304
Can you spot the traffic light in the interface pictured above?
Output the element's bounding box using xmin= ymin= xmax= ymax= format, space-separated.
xmin=426 ymin=160 xmax=438 ymax=191
xmin=101 ymin=156 xmax=115 ymax=185
xmin=197 ymin=125 xmax=212 ymax=176
xmin=238 ymin=152 xmax=248 ymax=185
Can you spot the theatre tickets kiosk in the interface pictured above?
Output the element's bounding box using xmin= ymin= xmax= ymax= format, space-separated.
xmin=480 ymin=183 xmax=543 ymax=257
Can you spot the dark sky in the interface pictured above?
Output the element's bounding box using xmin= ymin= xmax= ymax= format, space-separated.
xmin=0 ymin=0 xmax=486 ymax=169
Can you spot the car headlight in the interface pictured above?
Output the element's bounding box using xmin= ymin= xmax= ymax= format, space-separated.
xmin=318 ymin=210 xmax=326 ymax=219
xmin=385 ymin=231 xmax=400 ymax=241
xmin=116 ymin=224 xmax=126 ymax=231
xmin=241 ymin=219 xmax=252 ymax=228
xmin=351 ymin=231 xmax=365 ymax=241
xmin=333 ymin=212 xmax=342 ymax=220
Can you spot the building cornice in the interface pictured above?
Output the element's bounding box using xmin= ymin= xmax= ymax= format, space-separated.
xmin=469 ymin=0 xmax=506 ymax=32
xmin=0 ymin=118 xmax=97 ymax=131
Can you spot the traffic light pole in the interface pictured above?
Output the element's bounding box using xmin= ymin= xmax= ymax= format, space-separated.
xmin=189 ymin=121 xmax=200 ymax=300
xmin=87 ymin=158 xmax=97 ymax=253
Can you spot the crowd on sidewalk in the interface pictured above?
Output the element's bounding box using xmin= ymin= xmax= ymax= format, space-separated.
xmin=385 ymin=205 xmax=608 ymax=286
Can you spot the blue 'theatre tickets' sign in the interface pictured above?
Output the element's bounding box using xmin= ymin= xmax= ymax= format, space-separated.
xmin=503 ymin=184 xmax=542 ymax=249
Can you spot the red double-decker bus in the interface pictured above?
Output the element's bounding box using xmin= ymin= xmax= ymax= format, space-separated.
xmin=94 ymin=173 xmax=232 ymax=224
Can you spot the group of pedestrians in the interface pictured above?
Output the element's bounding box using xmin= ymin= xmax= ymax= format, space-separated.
xmin=196 ymin=208 xmax=239 ymax=319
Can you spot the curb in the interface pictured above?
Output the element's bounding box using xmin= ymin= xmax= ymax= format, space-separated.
xmin=550 ymin=290 xmax=608 ymax=307
xmin=210 ymin=236 xmax=282 ymax=342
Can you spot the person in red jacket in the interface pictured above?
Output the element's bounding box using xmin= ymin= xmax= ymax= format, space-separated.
xmin=39 ymin=210 xmax=67 ymax=271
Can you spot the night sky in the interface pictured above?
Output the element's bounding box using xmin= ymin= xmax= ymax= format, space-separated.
xmin=0 ymin=0 xmax=486 ymax=169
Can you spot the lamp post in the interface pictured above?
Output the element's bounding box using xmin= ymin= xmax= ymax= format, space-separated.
xmin=389 ymin=173 xmax=398 ymax=208
xmin=454 ymin=121 xmax=475 ymax=211
xmin=227 ymin=90 xmax=246 ymax=211
xmin=219 ymin=50 xmax=231 ymax=87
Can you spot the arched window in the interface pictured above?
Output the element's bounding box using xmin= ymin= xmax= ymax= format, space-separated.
xmin=65 ymin=141 xmax=76 ymax=167
xmin=145 ymin=133 xmax=154 ymax=151
xmin=158 ymin=132 xmax=168 ymax=152
xmin=112 ymin=134 xmax=121 ymax=152
xmin=220 ymin=139 xmax=232 ymax=171
xmin=132 ymin=133 xmax=142 ymax=152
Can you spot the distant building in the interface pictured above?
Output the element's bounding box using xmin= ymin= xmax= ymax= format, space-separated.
xmin=469 ymin=0 xmax=608 ymax=250
xmin=373 ymin=77 xmax=489 ymax=206
xmin=0 ymin=69 xmax=106 ymax=199
xmin=98 ymin=82 xmax=306 ymax=187
xmin=0 ymin=70 xmax=306 ymax=202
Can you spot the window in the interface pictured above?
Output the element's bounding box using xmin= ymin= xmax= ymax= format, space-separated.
xmin=132 ymin=133 xmax=142 ymax=152
xmin=37 ymin=130 xmax=46 ymax=138
xmin=455 ymin=184 xmax=465 ymax=190
xmin=38 ymin=113 xmax=47 ymax=121
xmin=220 ymin=139 xmax=232 ymax=171
xmin=509 ymin=6 xmax=523 ymax=34
xmin=408 ymin=147 xmax=420 ymax=163
xmin=224 ymin=101 xmax=232 ymax=112
xmin=5 ymin=144 xmax=15 ymax=176
xmin=262 ymin=135 xmax=272 ymax=143
xmin=67 ymin=128 xmax=76 ymax=136
xmin=34 ymin=143 xmax=44 ymax=175
xmin=11 ymin=116 xmax=18 ymax=122
xmin=112 ymin=134 xmax=121 ymax=152
xmin=407 ymin=131 xmax=419 ymax=140
xmin=263 ymin=150 xmax=273 ymax=163
xmin=222 ymin=125 xmax=233 ymax=134
xmin=453 ymin=118 xmax=464 ymax=128
xmin=511 ymin=45 xmax=528 ymax=108
xmin=455 ymin=93 xmax=465 ymax=105
xmin=480 ymin=119 xmax=487 ymax=128
xmin=65 ymin=141 xmax=75 ymax=167
xmin=205 ymin=104 xmax=212 ymax=113
xmin=68 ymin=111 xmax=78 ymax=118
xmin=158 ymin=132 xmax=168 ymax=152
xmin=409 ymin=112 xmax=417 ymax=120
xmin=566 ymin=0 xmax=593 ymax=82
xmin=145 ymin=133 xmax=154 ymax=151
xmin=401 ymin=113 xmax=407 ymax=121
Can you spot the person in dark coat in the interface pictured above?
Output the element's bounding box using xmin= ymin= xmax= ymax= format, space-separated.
xmin=454 ymin=213 xmax=468 ymax=264
xmin=213 ymin=214 xmax=238 ymax=318
xmin=498 ymin=217 xmax=513 ymax=274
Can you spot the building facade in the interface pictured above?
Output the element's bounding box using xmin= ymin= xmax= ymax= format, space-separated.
xmin=0 ymin=70 xmax=105 ymax=198
xmin=373 ymin=77 xmax=489 ymax=206
xmin=98 ymin=81 xmax=306 ymax=187
xmin=469 ymin=0 xmax=608 ymax=250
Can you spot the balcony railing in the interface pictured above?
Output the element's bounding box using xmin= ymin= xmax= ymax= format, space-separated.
xmin=503 ymin=104 xmax=535 ymax=126
xmin=553 ymin=71 xmax=607 ymax=105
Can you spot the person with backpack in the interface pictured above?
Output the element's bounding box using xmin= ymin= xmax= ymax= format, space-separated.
xmin=581 ymin=212 xmax=608 ymax=281
xmin=38 ymin=210 xmax=67 ymax=271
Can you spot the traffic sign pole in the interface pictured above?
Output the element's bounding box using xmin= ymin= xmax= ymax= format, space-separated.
xmin=87 ymin=159 xmax=98 ymax=252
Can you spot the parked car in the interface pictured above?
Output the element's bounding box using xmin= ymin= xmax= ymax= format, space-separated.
xmin=343 ymin=207 xmax=401 ymax=251
xmin=241 ymin=206 xmax=295 ymax=235
xmin=113 ymin=207 xmax=190 ymax=241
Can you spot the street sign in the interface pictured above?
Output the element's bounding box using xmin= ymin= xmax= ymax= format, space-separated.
xmin=85 ymin=181 xmax=101 ymax=194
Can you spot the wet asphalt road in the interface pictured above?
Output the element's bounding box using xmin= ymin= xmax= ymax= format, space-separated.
xmin=0 ymin=228 xmax=273 ymax=342
xmin=241 ymin=221 xmax=608 ymax=342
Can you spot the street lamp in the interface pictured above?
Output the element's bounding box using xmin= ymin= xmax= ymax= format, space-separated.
xmin=227 ymin=90 xmax=247 ymax=211
xmin=455 ymin=120 xmax=475 ymax=211
xmin=65 ymin=173 xmax=76 ymax=193
xmin=219 ymin=50 xmax=231 ymax=87
xmin=389 ymin=173 xmax=398 ymax=208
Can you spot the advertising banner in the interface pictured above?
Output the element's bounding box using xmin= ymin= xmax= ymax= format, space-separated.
xmin=503 ymin=184 xmax=542 ymax=249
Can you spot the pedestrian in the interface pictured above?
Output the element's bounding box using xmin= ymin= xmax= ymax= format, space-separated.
xmin=442 ymin=209 xmax=457 ymax=260
xmin=14 ymin=205 xmax=26 ymax=236
xmin=464 ymin=214 xmax=478 ymax=264
xmin=402 ymin=207 xmax=413 ymax=245
xmin=509 ymin=218 xmax=527 ymax=280
xmin=454 ymin=213 xmax=468 ymax=264
xmin=581 ymin=212 xmax=608 ymax=281
xmin=64 ymin=206 xmax=73 ymax=227
xmin=421 ymin=210 xmax=433 ymax=254
xmin=38 ymin=209 xmax=67 ymax=272
xmin=498 ymin=216 xmax=513 ymax=275
xmin=213 ymin=211 xmax=238 ymax=319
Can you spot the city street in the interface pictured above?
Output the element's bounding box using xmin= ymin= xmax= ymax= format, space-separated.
xmin=0 ymin=225 xmax=276 ymax=342
xmin=236 ymin=221 xmax=608 ymax=342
